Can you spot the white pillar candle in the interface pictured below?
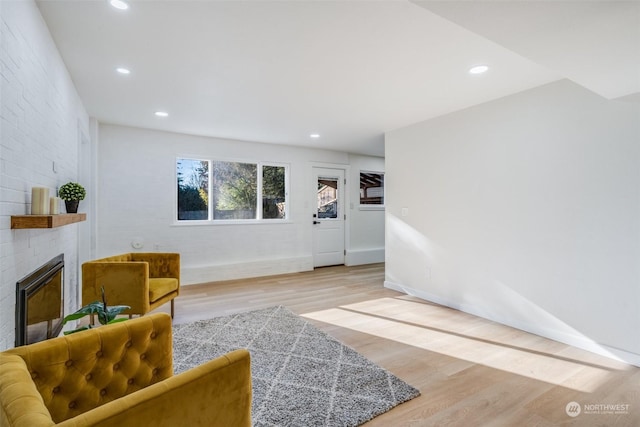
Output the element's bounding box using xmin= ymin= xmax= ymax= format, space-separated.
xmin=30 ymin=188 xmax=40 ymax=214
xmin=31 ymin=187 xmax=42 ymax=215
xmin=41 ymin=188 xmax=50 ymax=215
xmin=31 ymin=187 xmax=50 ymax=215
xmin=49 ymin=196 xmax=60 ymax=214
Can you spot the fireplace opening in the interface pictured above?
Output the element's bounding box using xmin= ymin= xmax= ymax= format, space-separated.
xmin=16 ymin=254 xmax=65 ymax=346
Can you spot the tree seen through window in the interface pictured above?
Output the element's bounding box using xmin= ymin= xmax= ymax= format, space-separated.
xmin=177 ymin=158 xmax=287 ymax=221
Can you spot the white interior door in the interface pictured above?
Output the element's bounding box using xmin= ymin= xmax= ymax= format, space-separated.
xmin=312 ymin=167 xmax=345 ymax=267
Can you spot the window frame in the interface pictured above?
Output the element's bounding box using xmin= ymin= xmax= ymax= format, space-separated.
xmin=359 ymin=170 xmax=385 ymax=210
xmin=174 ymin=157 xmax=290 ymax=225
xmin=259 ymin=163 xmax=290 ymax=221
xmin=176 ymin=157 xmax=210 ymax=222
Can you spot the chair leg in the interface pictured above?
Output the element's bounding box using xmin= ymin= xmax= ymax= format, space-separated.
xmin=90 ymin=314 xmax=95 ymax=326
xmin=129 ymin=314 xmax=133 ymax=319
xmin=171 ymin=299 xmax=175 ymax=319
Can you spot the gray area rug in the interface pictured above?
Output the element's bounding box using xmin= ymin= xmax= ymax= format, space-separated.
xmin=172 ymin=305 xmax=420 ymax=426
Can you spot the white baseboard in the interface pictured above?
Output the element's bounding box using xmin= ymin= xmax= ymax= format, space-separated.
xmin=345 ymin=247 xmax=384 ymax=266
xmin=384 ymin=280 xmax=640 ymax=367
xmin=182 ymin=256 xmax=314 ymax=285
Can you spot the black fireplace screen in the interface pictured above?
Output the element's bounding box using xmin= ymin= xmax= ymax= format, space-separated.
xmin=16 ymin=254 xmax=64 ymax=346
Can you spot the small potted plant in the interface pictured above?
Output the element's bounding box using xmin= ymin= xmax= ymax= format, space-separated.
xmin=63 ymin=287 xmax=130 ymax=334
xmin=58 ymin=182 xmax=86 ymax=213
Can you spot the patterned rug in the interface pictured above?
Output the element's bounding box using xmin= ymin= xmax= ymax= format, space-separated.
xmin=172 ymin=305 xmax=420 ymax=426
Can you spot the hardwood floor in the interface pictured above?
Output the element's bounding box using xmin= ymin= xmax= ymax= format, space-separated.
xmin=160 ymin=263 xmax=639 ymax=426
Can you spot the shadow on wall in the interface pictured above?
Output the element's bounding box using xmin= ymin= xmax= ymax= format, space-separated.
xmin=384 ymin=213 xmax=638 ymax=366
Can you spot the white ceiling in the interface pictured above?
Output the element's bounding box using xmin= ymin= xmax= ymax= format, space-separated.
xmin=413 ymin=0 xmax=640 ymax=101
xmin=36 ymin=0 xmax=639 ymax=157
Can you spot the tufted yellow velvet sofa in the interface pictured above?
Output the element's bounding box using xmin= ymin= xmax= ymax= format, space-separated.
xmin=0 ymin=313 xmax=252 ymax=427
xmin=82 ymin=253 xmax=180 ymax=320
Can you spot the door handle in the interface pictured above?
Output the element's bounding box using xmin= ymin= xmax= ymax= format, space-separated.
xmin=313 ymin=221 xmax=321 ymax=225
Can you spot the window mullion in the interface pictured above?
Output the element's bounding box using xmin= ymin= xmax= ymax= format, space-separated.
xmin=256 ymin=163 xmax=263 ymax=220
xmin=208 ymin=160 xmax=213 ymax=221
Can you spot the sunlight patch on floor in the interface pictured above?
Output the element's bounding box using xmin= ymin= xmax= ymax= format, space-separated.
xmin=301 ymin=298 xmax=621 ymax=393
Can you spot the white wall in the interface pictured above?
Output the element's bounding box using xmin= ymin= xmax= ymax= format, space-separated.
xmin=385 ymin=80 xmax=640 ymax=365
xmin=346 ymin=154 xmax=385 ymax=265
xmin=0 ymin=0 xmax=90 ymax=350
xmin=97 ymin=124 xmax=385 ymax=284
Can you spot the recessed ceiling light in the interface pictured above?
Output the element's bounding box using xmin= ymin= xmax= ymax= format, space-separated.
xmin=110 ymin=0 xmax=129 ymax=10
xmin=310 ymin=134 xmax=320 ymax=138
xmin=155 ymin=111 xmax=169 ymax=117
xmin=469 ymin=65 xmax=489 ymax=74
xmin=116 ymin=67 xmax=130 ymax=75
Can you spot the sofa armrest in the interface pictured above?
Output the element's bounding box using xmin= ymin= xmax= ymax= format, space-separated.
xmin=4 ymin=314 xmax=173 ymax=425
xmin=82 ymin=262 xmax=150 ymax=314
xmin=0 ymin=354 xmax=55 ymax=427
xmin=59 ymin=349 xmax=252 ymax=427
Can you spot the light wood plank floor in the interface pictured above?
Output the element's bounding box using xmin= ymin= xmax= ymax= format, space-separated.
xmin=158 ymin=263 xmax=639 ymax=426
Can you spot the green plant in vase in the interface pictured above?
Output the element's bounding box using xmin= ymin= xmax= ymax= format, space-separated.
xmin=63 ymin=287 xmax=130 ymax=334
xmin=58 ymin=182 xmax=86 ymax=213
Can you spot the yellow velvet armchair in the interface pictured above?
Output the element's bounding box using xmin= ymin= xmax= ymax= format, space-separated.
xmin=0 ymin=313 xmax=252 ymax=427
xmin=82 ymin=253 xmax=180 ymax=320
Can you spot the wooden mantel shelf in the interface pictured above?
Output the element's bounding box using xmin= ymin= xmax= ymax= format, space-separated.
xmin=11 ymin=213 xmax=86 ymax=229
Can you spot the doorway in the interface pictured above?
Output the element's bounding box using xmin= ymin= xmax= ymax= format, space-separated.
xmin=312 ymin=167 xmax=346 ymax=267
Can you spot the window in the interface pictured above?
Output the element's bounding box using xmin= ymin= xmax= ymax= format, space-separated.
xmin=213 ymin=161 xmax=257 ymax=220
xmin=262 ymin=165 xmax=286 ymax=219
xmin=359 ymin=171 xmax=384 ymax=208
xmin=317 ymin=177 xmax=338 ymax=219
xmin=177 ymin=158 xmax=208 ymax=220
xmin=177 ymin=158 xmax=288 ymax=222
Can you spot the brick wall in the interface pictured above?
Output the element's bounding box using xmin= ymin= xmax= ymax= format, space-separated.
xmin=0 ymin=0 xmax=89 ymax=350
